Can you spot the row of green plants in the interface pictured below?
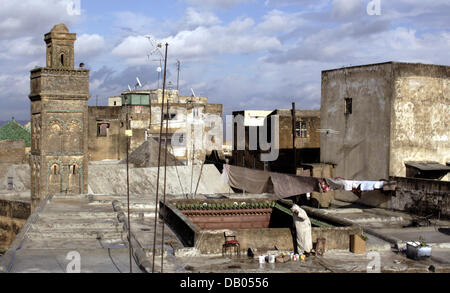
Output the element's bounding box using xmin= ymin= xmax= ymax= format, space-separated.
xmin=175 ymin=201 xmax=276 ymax=210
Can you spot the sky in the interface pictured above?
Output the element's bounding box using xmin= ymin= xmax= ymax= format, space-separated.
xmin=0 ymin=0 xmax=449 ymax=121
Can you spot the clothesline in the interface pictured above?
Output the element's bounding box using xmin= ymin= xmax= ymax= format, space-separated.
xmin=221 ymin=164 xmax=388 ymax=199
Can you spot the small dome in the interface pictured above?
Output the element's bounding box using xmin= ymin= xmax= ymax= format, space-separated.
xmin=51 ymin=24 xmax=69 ymax=33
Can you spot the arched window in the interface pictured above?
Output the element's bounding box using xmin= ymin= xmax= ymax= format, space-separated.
xmin=60 ymin=54 xmax=64 ymax=66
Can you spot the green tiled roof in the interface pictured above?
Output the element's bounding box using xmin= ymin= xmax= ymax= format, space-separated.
xmin=0 ymin=120 xmax=31 ymax=147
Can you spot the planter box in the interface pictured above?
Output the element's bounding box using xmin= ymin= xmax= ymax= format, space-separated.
xmin=181 ymin=208 xmax=273 ymax=229
xmin=349 ymin=234 xmax=366 ymax=254
xmin=406 ymin=242 xmax=432 ymax=260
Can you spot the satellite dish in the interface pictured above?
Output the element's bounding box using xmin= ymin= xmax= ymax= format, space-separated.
xmin=136 ymin=77 xmax=142 ymax=88
xmin=128 ymin=85 xmax=132 ymax=91
xmin=157 ymin=67 xmax=162 ymax=72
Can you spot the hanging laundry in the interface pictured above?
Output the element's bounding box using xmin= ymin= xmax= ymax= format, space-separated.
xmin=342 ymin=180 xmax=384 ymax=191
xmin=223 ymin=164 xmax=271 ymax=194
xmin=341 ymin=180 xmax=385 ymax=197
xmin=324 ymin=178 xmax=346 ymax=190
xmin=318 ymin=179 xmax=331 ymax=193
xmin=270 ymin=172 xmax=320 ymax=199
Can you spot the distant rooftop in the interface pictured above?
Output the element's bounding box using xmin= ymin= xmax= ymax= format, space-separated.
xmin=322 ymin=61 xmax=450 ymax=73
xmin=0 ymin=118 xmax=31 ymax=147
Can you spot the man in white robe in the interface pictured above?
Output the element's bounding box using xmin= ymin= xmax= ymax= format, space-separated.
xmin=291 ymin=204 xmax=313 ymax=254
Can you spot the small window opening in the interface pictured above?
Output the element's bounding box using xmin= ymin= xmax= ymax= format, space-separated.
xmin=53 ymin=165 xmax=58 ymax=175
xmin=7 ymin=177 xmax=13 ymax=190
xmin=163 ymin=113 xmax=176 ymax=120
xmin=345 ymin=98 xmax=352 ymax=115
xmin=295 ymin=121 xmax=307 ymax=138
xmin=97 ymin=123 xmax=109 ymax=137
xmin=60 ymin=54 xmax=64 ymax=66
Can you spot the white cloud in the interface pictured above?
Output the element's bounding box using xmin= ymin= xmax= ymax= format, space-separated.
xmin=257 ymin=9 xmax=306 ymax=35
xmin=184 ymin=7 xmax=221 ymax=28
xmin=0 ymin=37 xmax=43 ymax=60
xmin=331 ymin=0 xmax=362 ymax=20
xmin=75 ymin=34 xmax=106 ymax=59
xmin=185 ymin=0 xmax=254 ymax=8
xmin=0 ymin=0 xmax=79 ymax=38
xmin=112 ymin=17 xmax=281 ymax=64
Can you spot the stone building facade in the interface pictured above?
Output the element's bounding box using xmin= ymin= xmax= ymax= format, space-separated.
xmin=89 ymin=89 xmax=223 ymax=165
xmin=0 ymin=140 xmax=25 ymax=164
xmin=29 ymin=24 xmax=90 ymax=209
xmin=232 ymin=109 xmax=320 ymax=174
xmin=320 ymin=62 xmax=449 ymax=181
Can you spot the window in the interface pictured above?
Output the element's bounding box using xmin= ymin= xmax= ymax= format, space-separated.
xmin=154 ymin=133 xmax=173 ymax=145
xmin=97 ymin=123 xmax=109 ymax=137
xmin=345 ymin=98 xmax=352 ymax=115
xmin=7 ymin=177 xmax=13 ymax=190
xmin=113 ymin=101 xmax=117 ymax=106
xmin=295 ymin=121 xmax=307 ymax=138
xmin=60 ymin=54 xmax=64 ymax=66
xmin=163 ymin=113 xmax=176 ymax=120
xmin=193 ymin=107 xmax=200 ymax=118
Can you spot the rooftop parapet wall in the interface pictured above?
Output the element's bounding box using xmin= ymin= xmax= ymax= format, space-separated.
xmin=390 ymin=177 xmax=450 ymax=219
xmin=162 ymin=199 xmax=363 ymax=254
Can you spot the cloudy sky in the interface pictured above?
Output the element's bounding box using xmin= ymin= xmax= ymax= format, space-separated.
xmin=0 ymin=0 xmax=449 ymax=121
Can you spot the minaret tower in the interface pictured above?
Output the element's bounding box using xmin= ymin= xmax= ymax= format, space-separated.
xmin=29 ymin=24 xmax=90 ymax=210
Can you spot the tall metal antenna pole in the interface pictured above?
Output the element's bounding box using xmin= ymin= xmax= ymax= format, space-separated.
xmin=151 ymin=43 xmax=168 ymax=273
xmin=176 ymin=60 xmax=180 ymax=91
xmin=291 ymin=102 xmax=296 ymax=175
xmin=160 ymin=44 xmax=170 ymax=272
xmin=126 ymin=97 xmax=132 ymax=273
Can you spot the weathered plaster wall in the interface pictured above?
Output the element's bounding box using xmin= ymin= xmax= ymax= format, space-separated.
xmin=0 ymin=140 xmax=25 ymax=164
xmin=321 ymin=63 xmax=393 ymax=180
xmin=0 ymin=198 xmax=30 ymax=250
xmin=390 ymin=63 xmax=450 ymax=180
xmin=389 ymin=177 xmax=450 ymax=218
xmin=88 ymin=106 xmax=123 ymax=161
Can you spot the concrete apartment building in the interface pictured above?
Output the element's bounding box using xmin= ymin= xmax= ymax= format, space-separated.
xmin=320 ymin=62 xmax=450 ymax=182
xmin=89 ymin=89 xmax=223 ymax=165
xmin=232 ymin=109 xmax=320 ymax=174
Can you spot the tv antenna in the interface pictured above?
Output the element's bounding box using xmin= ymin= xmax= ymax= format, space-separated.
xmin=145 ymin=35 xmax=165 ymax=89
xmin=176 ymin=60 xmax=181 ymax=91
xmin=317 ymin=128 xmax=340 ymax=135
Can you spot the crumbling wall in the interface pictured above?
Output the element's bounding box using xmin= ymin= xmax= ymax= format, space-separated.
xmin=390 ymin=63 xmax=450 ymax=180
xmin=0 ymin=198 xmax=30 ymax=250
xmin=390 ymin=177 xmax=450 ymax=219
